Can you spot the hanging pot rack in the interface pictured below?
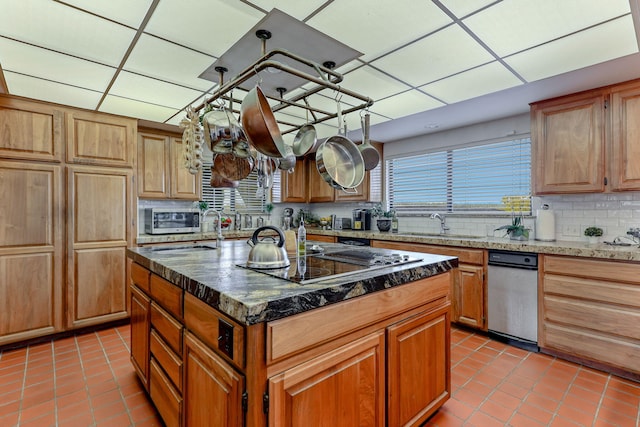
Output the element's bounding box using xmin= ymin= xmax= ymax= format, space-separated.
xmin=192 ymin=30 xmax=374 ymax=135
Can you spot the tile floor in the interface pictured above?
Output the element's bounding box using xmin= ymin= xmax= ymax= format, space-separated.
xmin=0 ymin=325 xmax=638 ymax=427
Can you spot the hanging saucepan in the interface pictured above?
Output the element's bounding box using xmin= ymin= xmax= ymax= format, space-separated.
xmin=202 ymin=108 xmax=233 ymax=154
xmin=292 ymin=99 xmax=317 ymax=156
xmin=241 ymin=86 xmax=287 ymax=158
xmin=210 ymin=166 xmax=239 ymax=188
xmin=212 ymin=152 xmax=253 ymax=182
xmin=315 ymin=103 xmax=365 ymax=191
xmin=359 ymin=113 xmax=380 ymax=171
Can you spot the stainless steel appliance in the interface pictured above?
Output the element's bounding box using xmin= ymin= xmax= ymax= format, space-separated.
xmin=240 ymin=247 xmax=421 ymax=285
xmin=144 ymin=208 xmax=200 ymax=234
xmin=352 ymin=209 xmax=372 ymax=230
xmin=337 ymin=236 xmax=370 ymax=246
xmin=488 ymin=250 xmax=539 ymax=351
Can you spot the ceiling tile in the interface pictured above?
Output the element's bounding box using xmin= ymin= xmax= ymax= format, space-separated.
xmin=420 ymin=62 xmax=522 ymax=104
xmin=307 ymin=0 xmax=452 ymax=61
xmin=144 ymin=0 xmax=264 ymax=56
xmin=369 ymin=90 xmax=444 ymax=121
xmin=438 ymin=0 xmax=498 ymax=18
xmin=464 ymin=0 xmax=632 ymax=57
xmin=109 ymin=71 xmax=204 ymax=110
xmin=0 ymin=0 xmax=136 ymax=66
xmin=244 ymin=0 xmax=326 ymax=21
xmin=371 ymin=24 xmax=495 ymax=87
xmin=4 ymin=72 xmax=102 ymax=110
xmin=341 ymin=66 xmax=411 ymax=101
xmin=505 ymin=15 xmax=638 ymax=82
xmin=58 ymin=0 xmax=153 ymax=28
xmin=124 ymin=34 xmax=216 ymax=91
xmin=0 ymin=38 xmax=115 ymax=91
xmin=100 ymin=95 xmax=178 ymax=122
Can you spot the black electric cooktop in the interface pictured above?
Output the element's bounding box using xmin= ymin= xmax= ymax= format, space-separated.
xmin=240 ymin=248 xmax=422 ymax=285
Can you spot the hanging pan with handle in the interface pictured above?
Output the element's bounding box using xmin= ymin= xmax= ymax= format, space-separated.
xmin=292 ymin=98 xmax=317 ymax=157
xmin=315 ymin=101 xmax=365 ymax=192
xmin=241 ymin=85 xmax=287 ymax=158
xmin=359 ymin=112 xmax=380 ymax=171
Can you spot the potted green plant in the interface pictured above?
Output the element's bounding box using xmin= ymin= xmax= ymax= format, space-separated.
xmin=495 ymin=216 xmax=530 ymax=241
xmin=371 ymin=203 xmax=395 ymax=232
xmin=584 ymin=226 xmax=603 ymax=244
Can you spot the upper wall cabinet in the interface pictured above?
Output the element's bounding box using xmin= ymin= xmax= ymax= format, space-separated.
xmin=0 ymin=96 xmax=63 ymax=162
xmin=138 ymin=131 xmax=201 ymax=200
xmin=531 ymin=78 xmax=640 ymax=195
xmin=66 ymin=110 xmax=136 ymax=168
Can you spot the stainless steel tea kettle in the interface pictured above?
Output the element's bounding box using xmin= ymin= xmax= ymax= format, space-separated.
xmin=246 ymin=226 xmax=290 ymax=269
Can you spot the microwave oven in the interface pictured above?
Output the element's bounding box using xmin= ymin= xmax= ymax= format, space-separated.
xmin=144 ymin=208 xmax=200 ymax=234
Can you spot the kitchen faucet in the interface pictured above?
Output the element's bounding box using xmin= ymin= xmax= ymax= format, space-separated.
xmin=430 ymin=213 xmax=450 ymax=234
xmin=202 ymin=209 xmax=224 ymax=247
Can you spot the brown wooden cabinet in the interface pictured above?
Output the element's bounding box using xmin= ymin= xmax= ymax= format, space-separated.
xmin=531 ymin=78 xmax=640 ymax=194
xmin=66 ymin=165 xmax=132 ymax=328
xmin=280 ymin=158 xmax=307 ymax=203
xmin=539 ymin=255 xmax=640 ymax=376
xmin=138 ymin=131 xmax=201 ymax=200
xmin=130 ymin=284 xmax=151 ymax=391
xmin=371 ymin=240 xmax=487 ymax=330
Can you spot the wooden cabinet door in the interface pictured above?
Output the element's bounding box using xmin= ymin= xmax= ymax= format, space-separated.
xmin=67 ymin=165 xmax=131 ymax=328
xmin=0 ymin=161 xmax=63 ymax=344
xmin=610 ymin=81 xmax=640 ymax=190
xmin=170 ymin=137 xmax=201 ymax=200
xmin=0 ymin=96 xmax=63 ymax=162
xmin=138 ymin=132 xmax=170 ymax=198
xmin=269 ymin=331 xmax=385 ymax=427
xmin=308 ymin=157 xmax=335 ymax=203
xmin=281 ymin=158 xmax=308 ymax=202
xmin=387 ymin=305 xmax=450 ymax=427
xmin=66 ymin=110 xmax=135 ymax=168
xmin=531 ymin=92 xmax=606 ymax=194
xmin=183 ymin=331 xmax=245 ymax=427
xmin=453 ymin=264 xmax=485 ymax=329
xmin=130 ymin=285 xmax=151 ymax=391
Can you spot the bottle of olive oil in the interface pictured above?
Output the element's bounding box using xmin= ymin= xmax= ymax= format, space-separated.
xmin=391 ymin=212 xmax=399 ymax=233
xmin=297 ymin=214 xmax=307 ymax=256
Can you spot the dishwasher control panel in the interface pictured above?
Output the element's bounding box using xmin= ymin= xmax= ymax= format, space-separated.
xmin=488 ymin=250 xmax=538 ymax=269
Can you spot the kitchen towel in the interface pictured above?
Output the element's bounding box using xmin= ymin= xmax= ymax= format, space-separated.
xmin=535 ymin=207 xmax=556 ymax=241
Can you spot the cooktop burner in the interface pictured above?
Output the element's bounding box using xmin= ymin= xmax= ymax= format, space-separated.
xmin=239 ymin=248 xmax=422 ymax=284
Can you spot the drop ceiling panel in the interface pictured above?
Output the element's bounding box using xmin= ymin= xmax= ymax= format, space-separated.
xmin=463 ymin=0 xmax=632 ymax=57
xmin=438 ymin=0 xmax=499 ymax=18
xmin=371 ymin=24 xmax=495 ymax=87
xmin=369 ymin=90 xmax=443 ymax=120
xmin=505 ymin=15 xmax=639 ymax=82
xmin=58 ymin=0 xmax=153 ymax=28
xmin=0 ymin=38 xmax=115 ymax=91
xmin=124 ymin=34 xmax=216 ymax=91
xmin=0 ymin=0 xmax=136 ymax=66
xmin=420 ymin=62 xmax=522 ymax=104
xmin=341 ymin=66 xmax=411 ymax=101
xmin=109 ymin=71 xmax=204 ymax=110
xmin=100 ymin=95 xmax=178 ymax=122
xmin=144 ymin=0 xmax=264 ymax=56
xmin=5 ymin=72 xmax=102 ymax=110
xmin=245 ymin=0 xmax=328 ymax=21
xmin=307 ymin=0 xmax=452 ymax=61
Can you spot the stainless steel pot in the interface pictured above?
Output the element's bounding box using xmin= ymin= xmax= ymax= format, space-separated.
xmin=359 ymin=113 xmax=380 ymax=171
xmin=202 ymin=109 xmax=233 ymax=154
xmin=246 ymin=226 xmax=290 ymax=269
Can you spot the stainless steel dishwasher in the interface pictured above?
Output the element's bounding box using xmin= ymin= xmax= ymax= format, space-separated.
xmin=487 ymin=250 xmax=539 ymax=352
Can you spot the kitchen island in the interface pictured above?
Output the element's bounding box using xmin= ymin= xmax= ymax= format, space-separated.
xmin=127 ymin=240 xmax=457 ymax=427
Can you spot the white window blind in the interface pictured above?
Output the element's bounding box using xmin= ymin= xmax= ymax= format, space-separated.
xmin=201 ymin=163 xmax=267 ymax=213
xmin=387 ymin=137 xmax=531 ymax=214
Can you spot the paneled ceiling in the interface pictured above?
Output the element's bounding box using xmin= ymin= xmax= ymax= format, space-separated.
xmin=1 ymin=0 xmax=639 ymax=143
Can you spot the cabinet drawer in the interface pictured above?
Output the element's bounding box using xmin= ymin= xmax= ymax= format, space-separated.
xmin=544 ymin=255 xmax=640 ymax=284
xmin=543 ymin=274 xmax=640 ymax=308
xmin=150 ymin=274 xmax=183 ymax=319
xmin=151 ymin=302 xmax=183 ymax=356
xmin=150 ymin=358 xmax=182 ymax=427
xmin=131 ymin=263 xmax=150 ymax=293
xmin=150 ymin=330 xmax=183 ymax=392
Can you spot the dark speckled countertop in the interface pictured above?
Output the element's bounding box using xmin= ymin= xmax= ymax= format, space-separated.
xmin=127 ymin=240 xmax=457 ymax=326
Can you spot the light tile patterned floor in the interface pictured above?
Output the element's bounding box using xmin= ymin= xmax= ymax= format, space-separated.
xmin=0 ymin=325 xmax=638 ymax=426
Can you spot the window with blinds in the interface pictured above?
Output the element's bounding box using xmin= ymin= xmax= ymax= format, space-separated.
xmin=201 ymin=163 xmax=267 ymax=213
xmin=387 ymin=137 xmax=531 ymax=215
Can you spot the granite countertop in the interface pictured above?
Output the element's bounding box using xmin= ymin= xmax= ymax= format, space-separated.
xmin=127 ymin=240 xmax=457 ymax=326
xmin=136 ymin=229 xmax=640 ymax=262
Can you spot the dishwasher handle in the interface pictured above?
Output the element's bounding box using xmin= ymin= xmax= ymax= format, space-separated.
xmin=488 ymin=250 xmax=538 ymax=269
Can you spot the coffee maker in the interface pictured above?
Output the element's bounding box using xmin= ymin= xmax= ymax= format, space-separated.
xmin=352 ymin=209 xmax=373 ymax=231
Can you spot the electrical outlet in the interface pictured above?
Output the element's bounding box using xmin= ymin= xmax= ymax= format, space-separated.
xmin=563 ymin=225 xmax=580 ymax=236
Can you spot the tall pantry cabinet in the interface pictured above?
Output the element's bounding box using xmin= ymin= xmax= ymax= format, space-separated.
xmin=0 ymin=95 xmax=135 ymax=345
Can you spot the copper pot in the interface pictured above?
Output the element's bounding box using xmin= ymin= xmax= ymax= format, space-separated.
xmin=240 ymin=86 xmax=287 ymax=158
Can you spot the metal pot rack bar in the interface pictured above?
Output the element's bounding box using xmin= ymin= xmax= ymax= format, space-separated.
xmin=192 ymin=30 xmax=374 ymax=135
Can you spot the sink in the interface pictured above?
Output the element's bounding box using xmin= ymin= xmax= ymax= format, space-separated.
xmin=150 ymin=244 xmax=218 ymax=252
xmin=402 ymin=232 xmax=482 ymax=239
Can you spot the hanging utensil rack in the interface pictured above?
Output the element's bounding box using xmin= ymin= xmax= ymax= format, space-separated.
xmin=192 ymin=30 xmax=374 ymax=135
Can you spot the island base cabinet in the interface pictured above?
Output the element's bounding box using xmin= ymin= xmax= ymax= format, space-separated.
xmin=150 ymin=358 xmax=182 ymax=427
xmin=130 ymin=285 xmax=150 ymax=391
xmin=183 ymin=331 xmax=245 ymax=427
xmin=269 ymin=331 xmax=386 ymax=427
xmin=387 ymin=304 xmax=450 ymax=427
